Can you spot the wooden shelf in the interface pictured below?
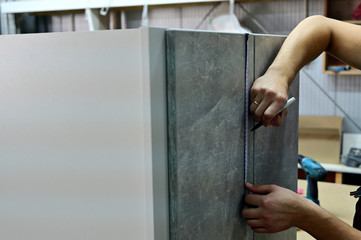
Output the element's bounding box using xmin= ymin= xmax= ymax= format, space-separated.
xmin=323 ymin=0 xmax=361 ymax=75
xmin=323 ymin=69 xmax=361 ymax=75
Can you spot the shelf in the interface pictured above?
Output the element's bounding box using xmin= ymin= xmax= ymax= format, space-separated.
xmin=323 ymin=0 xmax=361 ymax=74
xmin=323 ymin=70 xmax=361 ymax=75
xmin=322 ymin=51 xmax=361 ymax=75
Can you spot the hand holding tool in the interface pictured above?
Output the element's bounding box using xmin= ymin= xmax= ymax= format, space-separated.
xmin=251 ymin=97 xmax=296 ymax=131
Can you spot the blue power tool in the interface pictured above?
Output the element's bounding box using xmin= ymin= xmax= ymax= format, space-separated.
xmin=298 ymin=154 xmax=328 ymax=205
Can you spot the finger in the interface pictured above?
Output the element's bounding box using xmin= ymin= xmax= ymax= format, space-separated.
xmin=245 ymin=183 xmax=275 ymax=195
xmin=253 ymin=98 xmax=272 ymax=123
xmin=250 ymin=84 xmax=260 ymax=101
xmin=245 ymin=219 xmax=265 ymax=228
xmin=249 ymin=102 xmax=258 ymax=115
xmin=261 ymin=95 xmax=287 ymax=126
xmin=252 ymin=227 xmax=269 ymax=234
xmin=252 ymin=88 xmax=279 ymax=123
xmin=242 ymin=206 xmax=262 ymax=219
xmin=249 ymin=96 xmax=263 ymax=115
xmin=244 ymin=194 xmax=265 ymax=207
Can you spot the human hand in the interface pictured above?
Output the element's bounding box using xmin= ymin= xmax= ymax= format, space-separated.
xmin=249 ymin=71 xmax=289 ymax=127
xmin=242 ymin=183 xmax=304 ymax=234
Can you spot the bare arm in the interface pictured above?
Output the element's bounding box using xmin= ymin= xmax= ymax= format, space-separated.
xmin=242 ymin=183 xmax=361 ymax=240
xmin=250 ymin=15 xmax=361 ymax=126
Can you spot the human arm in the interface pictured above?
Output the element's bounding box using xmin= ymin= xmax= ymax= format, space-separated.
xmin=250 ymin=15 xmax=361 ymax=127
xmin=242 ymin=183 xmax=361 ymax=240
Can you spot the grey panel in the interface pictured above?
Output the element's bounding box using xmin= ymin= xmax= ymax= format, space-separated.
xmin=141 ymin=28 xmax=169 ymax=240
xmin=249 ymin=34 xmax=299 ymax=240
xmin=166 ymin=30 xmax=249 ymax=240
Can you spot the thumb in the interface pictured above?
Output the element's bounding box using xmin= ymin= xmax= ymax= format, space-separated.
xmin=245 ymin=183 xmax=274 ymax=195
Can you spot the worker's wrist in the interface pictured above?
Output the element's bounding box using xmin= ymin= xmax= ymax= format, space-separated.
xmin=294 ymin=197 xmax=332 ymax=235
xmin=265 ymin=64 xmax=295 ymax=88
xmin=293 ymin=198 xmax=316 ymax=229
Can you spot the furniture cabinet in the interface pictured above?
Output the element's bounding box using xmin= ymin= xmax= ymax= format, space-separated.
xmin=0 ymin=28 xmax=299 ymax=240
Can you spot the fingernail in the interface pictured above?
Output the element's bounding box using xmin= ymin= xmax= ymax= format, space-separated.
xmin=245 ymin=182 xmax=253 ymax=187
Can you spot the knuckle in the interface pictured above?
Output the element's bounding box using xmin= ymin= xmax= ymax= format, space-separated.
xmin=254 ymin=115 xmax=263 ymax=123
xmin=260 ymin=211 xmax=272 ymax=220
xmin=249 ymin=106 xmax=257 ymax=115
xmin=250 ymin=87 xmax=259 ymax=97
xmin=253 ymin=110 xmax=262 ymax=119
xmin=263 ymin=112 xmax=273 ymax=122
xmin=270 ymin=184 xmax=278 ymax=190
xmin=272 ymin=118 xmax=282 ymax=127
xmin=262 ymin=196 xmax=274 ymax=209
xmin=275 ymin=94 xmax=287 ymax=103
xmin=264 ymin=89 xmax=276 ymax=99
xmin=258 ymin=87 xmax=267 ymax=95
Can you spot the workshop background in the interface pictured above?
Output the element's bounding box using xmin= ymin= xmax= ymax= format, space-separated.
xmin=2 ymin=0 xmax=359 ymax=132
xmin=2 ymin=0 xmax=361 ymax=178
xmin=2 ymin=0 xmax=361 ymax=174
xmin=1 ymin=1 xmax=361 ymax=240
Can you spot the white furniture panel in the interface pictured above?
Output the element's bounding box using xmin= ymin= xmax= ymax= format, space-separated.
xmin=0 ymin=28 xmax=167 ymax=240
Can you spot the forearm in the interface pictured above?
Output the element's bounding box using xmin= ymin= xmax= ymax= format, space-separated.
xmin=249 ymin=15 xmax=361 ymax=126
xmin=296 ymin=198 xmax=361 ymax=240
xmin=267 ymin=15 xmax=361 ymax=87
xmin=248 ymin=16 xmax=333 ymax=126
xmin=266 ymin=15 xmax=332 ymax=87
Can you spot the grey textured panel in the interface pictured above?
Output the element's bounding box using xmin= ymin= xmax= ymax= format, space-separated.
xmin=166 ymin=30 xmax=249 ymax=240
xmin=249 ymin=34 xmax=299 ymax=240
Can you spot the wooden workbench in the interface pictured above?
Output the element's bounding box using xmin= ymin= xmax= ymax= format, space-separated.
xmin=297 ymin=180 xmax=359 ymax=239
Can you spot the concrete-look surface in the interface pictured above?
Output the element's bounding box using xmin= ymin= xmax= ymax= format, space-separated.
xmin=167 ymin=30 xmax=299 ymax=240
xmin=249 ymin=34 xmax=299 ymax=240
xmin=167 ymin=30 xmax=249 ymax=240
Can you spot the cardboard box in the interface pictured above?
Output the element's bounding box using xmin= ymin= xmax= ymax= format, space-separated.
xmin=298 ymin=115 xmax=342 ymax=164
